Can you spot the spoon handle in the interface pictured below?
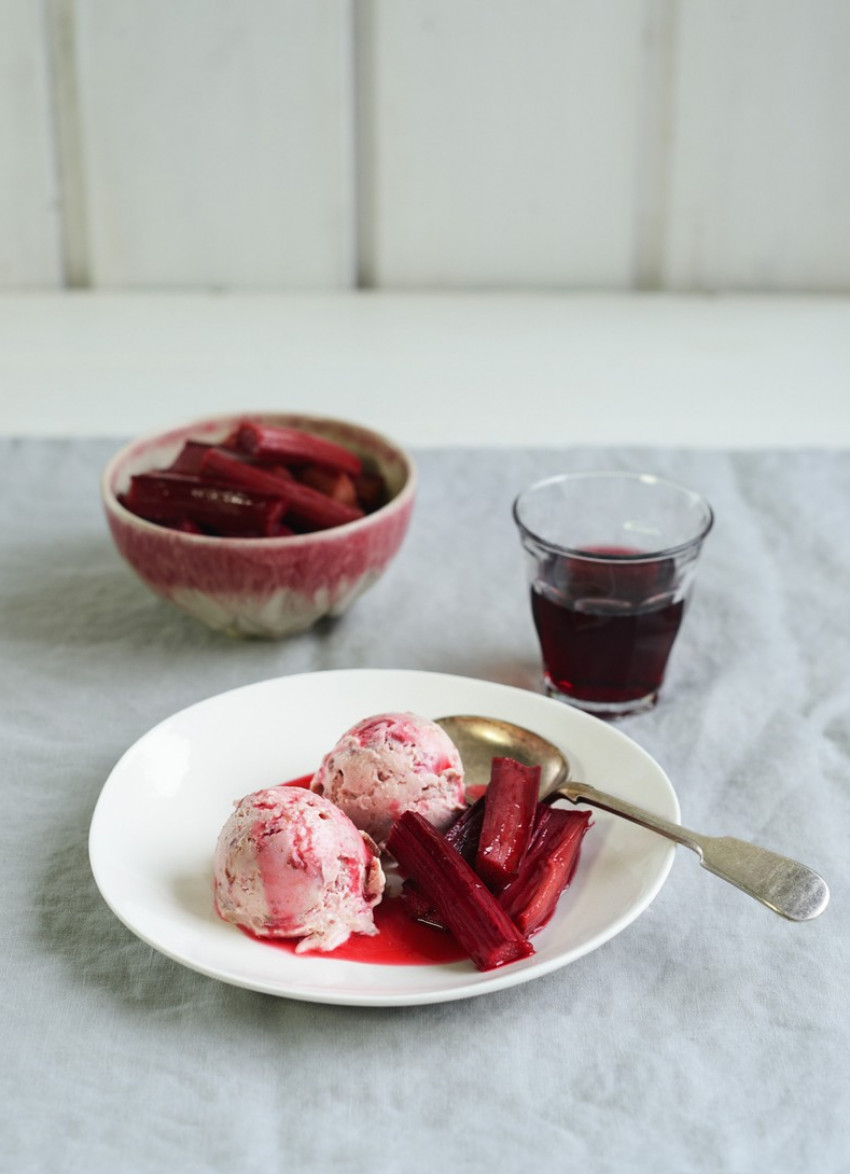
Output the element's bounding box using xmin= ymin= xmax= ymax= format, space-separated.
xmin=557 ymin=781 xmax=830 ymax=922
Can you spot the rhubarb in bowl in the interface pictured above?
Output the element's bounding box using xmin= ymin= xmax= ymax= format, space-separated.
xmin=101 ymin=413 xmax=416 ymax=637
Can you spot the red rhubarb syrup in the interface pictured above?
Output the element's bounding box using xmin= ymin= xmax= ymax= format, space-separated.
xmin=241 ymin=897 xmax=466 ymax=967
xmin=532 ymin=546 xmax=683 ymax=707
xmin=245 ymin=776 xmax=468 ymax=966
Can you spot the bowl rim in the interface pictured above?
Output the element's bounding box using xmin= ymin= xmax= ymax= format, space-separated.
xmin=100 ymin=411 xmax=417 ymax=548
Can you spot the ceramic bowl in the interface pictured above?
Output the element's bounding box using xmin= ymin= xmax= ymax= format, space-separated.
xmin=101 ymin=412 xmax=416 ymax=637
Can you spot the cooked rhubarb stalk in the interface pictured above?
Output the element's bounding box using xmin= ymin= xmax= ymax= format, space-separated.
xmin=353 ymin=471 xmax=387 ymax=513
xmin=169 ymin=441 xmax=294 ymax=478
xmin=202 ymin=448 xmax=363 ymax=531
xmin=299 ymin=464 xmax=359 ymax=508
xmin=124 ymin=473 xmax=285 ymax=537
xmin=475 ymin=757 xmax=540 ymax=890
xmin=235 ymin=422 xmax=363 ymax=476
xmin=445 ymin=793 xmax=486 ymax=865
xmin=399 ymin=878 xmax=446 ymax=929
xmin=386 ymin=811 xmax=534 ymax=971
xmin=400 ymin=797 xmax=485 ymax=929
xmin=167 ymin=440 xmax=215 ymax=475
xmin=200 ymin=448 xmax=293 ymax=494
xmin=499 ymin=806 xmax=592 ymax=937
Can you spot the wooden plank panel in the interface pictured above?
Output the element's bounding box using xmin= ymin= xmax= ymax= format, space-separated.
xmin=358 ymin=0 xmax=645 ymax=288
xmin=74 ymin=0 xmax=354 ymax=288
xmin=665 ymin=0 xmax=850 ymax=291
xmin=0 ymin=0 xmax=62 ymax=287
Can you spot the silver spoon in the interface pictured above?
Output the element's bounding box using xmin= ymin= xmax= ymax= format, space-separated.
xmin=435 ymin=714 xmax=829 ymax=923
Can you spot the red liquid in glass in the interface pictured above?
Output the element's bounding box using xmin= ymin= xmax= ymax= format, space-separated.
xmin=531 ymin=550 xmax=683 ymax=707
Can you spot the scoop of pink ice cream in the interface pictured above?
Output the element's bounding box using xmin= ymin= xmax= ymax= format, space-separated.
xmin=213 ymin=785 xmax=385 ymax=952
xmin=311 ymin=712 xmax=465 ymax=847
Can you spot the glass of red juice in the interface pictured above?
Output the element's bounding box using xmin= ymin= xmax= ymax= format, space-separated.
xmin=513 ymin=472 xmax=713 ymax=718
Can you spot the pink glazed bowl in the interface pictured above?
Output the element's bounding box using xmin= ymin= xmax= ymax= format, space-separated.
xmin=101 ymin=412 xmax=416 ymax=637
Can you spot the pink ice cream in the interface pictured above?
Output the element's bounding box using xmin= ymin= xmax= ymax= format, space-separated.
xmin=213 ymin=785 xmax=385 ymax=952
xmin=311 ymin=712 xmax=466 ymax=848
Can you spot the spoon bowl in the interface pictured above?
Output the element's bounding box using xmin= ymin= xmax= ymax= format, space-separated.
xmin=435 ymin=713 xmax=830 ymax=923
xmin=435 ymin=714 xmax=570 ymax=796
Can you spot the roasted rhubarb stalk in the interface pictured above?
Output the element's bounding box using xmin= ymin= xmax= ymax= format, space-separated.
xmin=120 ymin=422 xmax=385 ymax=536
xmin=445 ymin=793 xmax=487 ymax=864
xmin=399 ymin=795 xmax=487 ymax=928
xmin=498 ymin=806 xmax=592 ymax=937
xmin=167 ymin=440 xmax=214 ymax=475
xmin=167 ymin=439 xmax=290 ymax=477
xmin=235 ymin=421 xmax=363 ymax=476
xmin=396 ymin=757 xmax=593 ymax=960
xmin=475 ymin=757 xmax=540 ymax=890
xmin=298 ymin=464 xmax=359 ymax=507
xmin=399 ymin=878 xmax=443 ymax=927
xmin=123 ymin=473 xmax=285 ymax=537
xmin=283 ymin=481 xmax=364 ymax=531
xmin=201 ymin=449 xmax=363 ymax=531
xmin=386 ymin=812 xmax=534 ymax=971
xmin=352 ymin=471 xmax=387 ymax=513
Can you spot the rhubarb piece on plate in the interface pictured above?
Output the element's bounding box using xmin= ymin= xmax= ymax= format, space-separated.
xmin=475 ymin=757 xmax=540 ymax=890
xmin=498 ymin=805 xmax=592 ymax=937
xmin=387 ymin=811 xmax=535 ymax=971
xmin=445 ymin=793 xmax=487 ymax=864
xmin=235 ymin=421 xmax=363 ymax=477
xmin=399 ymin=795 xmax=486 ymax=929
xmin=399 ymin=877 xmax=444 ymax=927
xmin=214 ymin=785 xmax=385 ymax=953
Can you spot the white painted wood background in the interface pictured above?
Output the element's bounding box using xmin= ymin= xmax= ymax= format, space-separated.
xmin=2 ymin=0 xmax=849 ymax=292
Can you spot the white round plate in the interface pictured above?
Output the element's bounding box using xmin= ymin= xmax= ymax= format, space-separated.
xmin=89 ymin=669 xmax=680 ymax=1006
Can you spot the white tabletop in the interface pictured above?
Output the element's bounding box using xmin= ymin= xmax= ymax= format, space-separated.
xmin=2 ymin=292 xmax=848 ymax=446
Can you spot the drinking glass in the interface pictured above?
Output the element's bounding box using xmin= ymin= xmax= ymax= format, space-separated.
xmin=513 ymin=472 xmax=713 ymax=718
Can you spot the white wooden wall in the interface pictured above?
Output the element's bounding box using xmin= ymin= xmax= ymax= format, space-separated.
xmin=2 ymin=0 xmax=849 ymax=292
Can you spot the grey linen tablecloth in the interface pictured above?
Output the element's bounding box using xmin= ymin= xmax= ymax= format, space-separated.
xmin=2 ymin=439 xmax=848 ymax=1174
